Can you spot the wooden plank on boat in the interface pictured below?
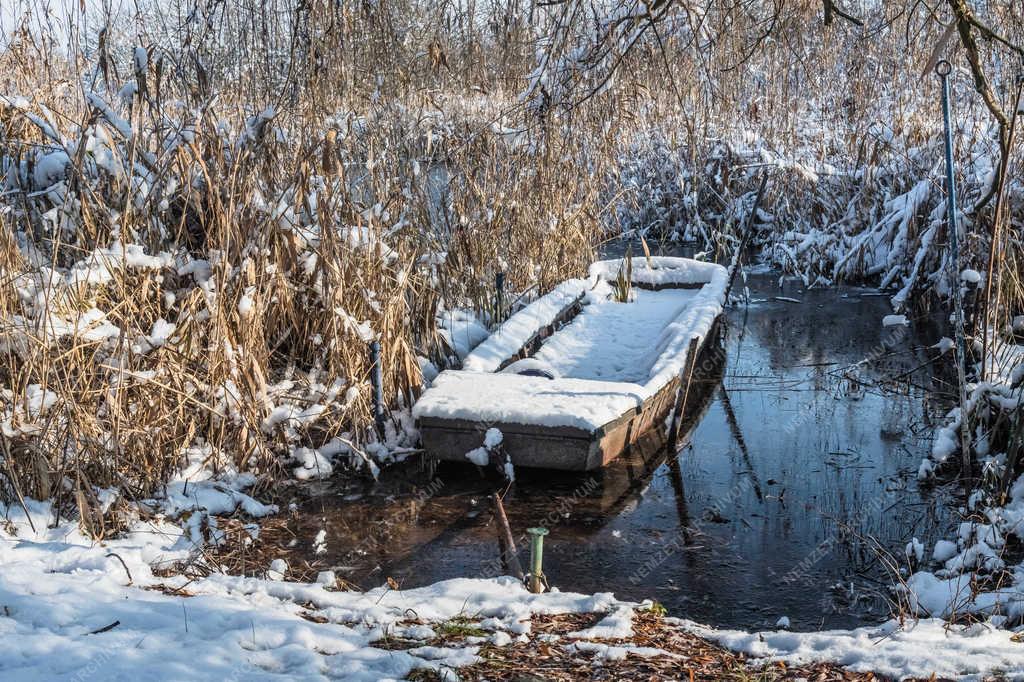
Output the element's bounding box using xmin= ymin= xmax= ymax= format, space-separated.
xmin=495 ymin=293 xmax=585 ymax=372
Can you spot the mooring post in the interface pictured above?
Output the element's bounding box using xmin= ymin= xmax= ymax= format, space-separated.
xmin=495 ymin=271 xmax=506 ymax=323
xmin=667 ymin=337 xmax=701 ymax=452
xmin=526 ymin=527 xmax=548 ymax=593
xmin=936 ymin=60 xmax=973 ymax=485
xmin=369 ymin=340 xmax=386 ymax=439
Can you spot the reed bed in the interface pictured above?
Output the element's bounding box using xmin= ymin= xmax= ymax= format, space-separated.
xmin=0 ymin=3 xmax=610 ymax=516
xmin=0 ymin=0 xmax=1021 ymax=524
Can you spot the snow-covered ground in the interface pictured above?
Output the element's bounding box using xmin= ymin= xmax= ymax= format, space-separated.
xmin=0 ymin=496 xmax=627 ymax=681
xmin=695 ymin=618 xmax=1024 ymax=680
xmin=3 ymin=486 xmax=1024 ymax=681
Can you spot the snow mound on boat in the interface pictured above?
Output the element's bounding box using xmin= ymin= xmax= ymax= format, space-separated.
xmin=534 ymin=289 xmax=697 ymax=383
xmin=588 ymin=256 xmax=724 ymax=288
xmin=413 ymin=370 xmax=648 ymax=432
xmin=463 ymin=279 xmax=587 ymax=373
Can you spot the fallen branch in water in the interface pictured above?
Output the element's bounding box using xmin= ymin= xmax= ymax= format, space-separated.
xmin=492 ymin=493 xmax=525 ymax=581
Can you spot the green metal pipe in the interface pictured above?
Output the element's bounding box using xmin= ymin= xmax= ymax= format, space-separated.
xmin=526 ymin=527 xmax=548 ymax=593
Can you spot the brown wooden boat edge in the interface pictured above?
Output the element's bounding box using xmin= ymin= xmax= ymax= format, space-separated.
xmin=418 ymin=417 xmax=595 ymax=470
xmin=630 ymin=281 xmax=706 ymax=292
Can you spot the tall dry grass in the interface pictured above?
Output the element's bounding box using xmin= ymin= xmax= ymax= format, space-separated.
xmin=0 ymin=1 xmax=609 ymax=516
xmin=0 ymin=0 xmax=1022 ymax=522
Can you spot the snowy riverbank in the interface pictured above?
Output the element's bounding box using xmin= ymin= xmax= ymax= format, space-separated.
xmin=3 ymin=492 xmax=1024 ymax=681
xmin=912 ymin=332 xmax=1024 ymax=627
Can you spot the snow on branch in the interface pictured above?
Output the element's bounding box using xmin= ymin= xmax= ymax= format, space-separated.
xmin=522 ymin=0 xmax=680 ymax=113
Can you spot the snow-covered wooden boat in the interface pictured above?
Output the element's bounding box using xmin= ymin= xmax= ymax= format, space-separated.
xmin=413 ymin=257 xmax=728 ymax=471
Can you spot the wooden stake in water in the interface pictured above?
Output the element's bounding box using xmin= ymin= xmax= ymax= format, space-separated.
xmin=936 ymin=60 xmax=972 ymax=485
xmin=492 ymin=493 xmax=525 ymax=582
xmin=724 ymin=172 xmax=769 ymax=301
xmin=495 ymin=271 xmax=506 ymax=323
xmin=667 ymin=337 xmax=701 ymax=452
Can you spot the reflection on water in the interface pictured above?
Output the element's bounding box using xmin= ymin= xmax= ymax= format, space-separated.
xmin=297 ymin=271 xmax=957 ymax=631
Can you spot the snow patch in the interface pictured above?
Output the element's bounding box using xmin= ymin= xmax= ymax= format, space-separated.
xmin=882 ymin=314 xmax=908 ymax=327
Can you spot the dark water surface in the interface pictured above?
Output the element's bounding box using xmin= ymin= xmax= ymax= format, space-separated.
xmin=297 ymin=270 xmax=958 ymax=631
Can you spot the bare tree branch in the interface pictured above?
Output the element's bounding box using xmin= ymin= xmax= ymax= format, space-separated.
xmin=823 ymin=0 xmax=864 ymax=28
xmin=946 ymin=0 xmax=1018 ymax=212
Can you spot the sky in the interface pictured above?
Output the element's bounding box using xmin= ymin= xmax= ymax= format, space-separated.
xmin=0 ymin=0 xmax=143 ymax=50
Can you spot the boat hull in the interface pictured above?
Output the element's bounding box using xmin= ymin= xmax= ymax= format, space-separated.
xmin=419 ymin=319 xmax=721 ymax=470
